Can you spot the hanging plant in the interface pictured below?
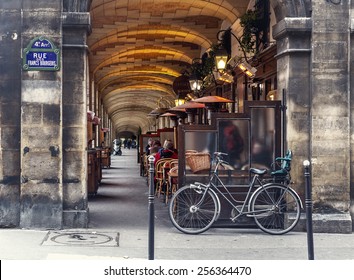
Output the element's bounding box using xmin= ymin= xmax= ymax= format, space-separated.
xmin=239 ymin=9 xmax=258 ymax=54
xmin=190 ymin=47 xmax=217 ymax=83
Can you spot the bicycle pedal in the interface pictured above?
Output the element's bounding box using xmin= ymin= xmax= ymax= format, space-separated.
xmin=230 ymin=208 xmax=237 ymax=219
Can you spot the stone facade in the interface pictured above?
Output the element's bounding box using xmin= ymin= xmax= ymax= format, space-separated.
xmin=273 ymin=0 xmax=353 ymax=233
xmin=0 ymin=1 xmax=22 ymax=227
xmin=0 ymin=0 xmax=353 ymax=232
xmin=0 ymin=0 xmax=90 ymax=228
xmin=62 ymin=4 xmax=91 ymax=228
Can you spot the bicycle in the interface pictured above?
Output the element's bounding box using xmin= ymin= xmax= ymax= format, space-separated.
xmin=168 ymin=151 xmax=303 ymax=235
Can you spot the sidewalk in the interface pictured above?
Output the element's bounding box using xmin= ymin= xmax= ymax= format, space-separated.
xmin=1 ymin=148 xmax=354 ymax=260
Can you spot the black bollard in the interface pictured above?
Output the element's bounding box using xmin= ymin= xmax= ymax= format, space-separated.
xmin=303 ymin=160 xmax=314 ymax=260
xmin=148 ymin=155 xmax=155 ymax=260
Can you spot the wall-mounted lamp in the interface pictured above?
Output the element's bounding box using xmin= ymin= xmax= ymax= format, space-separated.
xmin=214 ymin=48 xmax=229 ymax=72
xmin=173 ymin=73 xmax=190 ymax=106
xmin=174 ymin=95 xmax=186 ymax=106
xmin=214 ymin=28 xmax=257 ymax=78
xmin=189 ymin=75 xmax=203 ymax=92
xmin=188 ymin=58 xmax=204 ymax=96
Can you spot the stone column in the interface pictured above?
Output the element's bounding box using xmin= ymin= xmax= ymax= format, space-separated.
xmin=0 ymin=3 xmax=22 ymax=227
xmin=273 ymin=17 xmax=312 ymax=201
xmin=310 ymin=0 xmax=351 ymax=233
xmin=274 ymin=1 xmax=352 ymax=233
xmin=350 ymin=1 xmax=354 ymax=231
xmin=20 ymin=1 xmax=63 ymax=228
xmin=61 ymin=12 xmax=91 ymax=228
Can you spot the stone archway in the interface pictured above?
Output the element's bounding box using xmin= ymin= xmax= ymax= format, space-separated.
xmin=1 ymin=0 xmax=352 ymax=232
xmin=61 ymin=0 xmax=354 ymax=232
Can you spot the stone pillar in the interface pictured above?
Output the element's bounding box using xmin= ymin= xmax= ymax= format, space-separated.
xmin=273 ymin=17 xmax=312 ymax=201
xmin=61 ymin=12 xmax=91 ymax=228
xmin=20 ymin=1 xmax=63 ymax=228
xmin=274 ymin=1 xmax=352 ymax=233
xmin=310 ymin=0 xmax=351 ymax=233
xmin=350 ymin=1 xmax=354 ymax=231
xmin=0 ymin=3 xmax=22 ymax=227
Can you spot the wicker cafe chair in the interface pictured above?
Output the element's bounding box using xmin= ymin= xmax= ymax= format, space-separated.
xmin=161 ymin=160 xmax=175 ymax=204
xmin=185 ymin=149 xmax=198 ymax=154
xmin=166 ymin=160 xmax=179 ymax=204
xmin=143 ymin=153 xmax=149 ymax=177
xmin=155 ymin=158 xmax=172 ymax=198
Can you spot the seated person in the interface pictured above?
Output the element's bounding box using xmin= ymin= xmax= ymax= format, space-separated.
xmin=145 ymin=138 xmax=154 ymax=155
xmin=149 ymin=140 xmax=162 ymax=156
xmin=154 ymin=140 xmax=178 ymax=165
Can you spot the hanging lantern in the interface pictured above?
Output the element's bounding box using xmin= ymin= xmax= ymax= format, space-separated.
xmin=214 ymin=47 xmax=229 ymax=72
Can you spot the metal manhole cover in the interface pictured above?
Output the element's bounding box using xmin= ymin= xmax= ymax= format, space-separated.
xmin=42 ymin=231 xmax=119 ymax=247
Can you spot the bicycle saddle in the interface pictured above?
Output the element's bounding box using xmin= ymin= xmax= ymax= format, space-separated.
xmin=249 ymin=168 xmax=267 ymax=175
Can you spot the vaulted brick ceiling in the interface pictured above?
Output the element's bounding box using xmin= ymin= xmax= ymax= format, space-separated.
xmin=89 ymin=0 xmax=251 ymax=136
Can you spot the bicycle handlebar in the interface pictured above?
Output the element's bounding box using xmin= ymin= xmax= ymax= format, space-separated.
xmin=213 ymin=152 xmax=228 ymax=157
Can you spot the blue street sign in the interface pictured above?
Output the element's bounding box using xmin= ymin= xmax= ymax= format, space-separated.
xmin=23 ymin=37 xmax=60 ymax=71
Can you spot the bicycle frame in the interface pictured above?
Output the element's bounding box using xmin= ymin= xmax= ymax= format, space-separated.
xmin=191 ymin=156 xmax=267 ymax=222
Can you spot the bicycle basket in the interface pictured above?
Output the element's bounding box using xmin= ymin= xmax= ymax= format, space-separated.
xmin=186 ymin=152 xmax=211 ymax=173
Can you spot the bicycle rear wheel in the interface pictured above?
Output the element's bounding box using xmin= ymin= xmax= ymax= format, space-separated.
xmin=169 ymin=185 xmax=218 ymax=234
xmin=249 ymin=184 xmax=301 ymax=235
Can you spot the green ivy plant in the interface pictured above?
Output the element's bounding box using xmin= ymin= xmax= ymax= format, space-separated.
xmin=239 ymin=9 xmax=258 ymax=55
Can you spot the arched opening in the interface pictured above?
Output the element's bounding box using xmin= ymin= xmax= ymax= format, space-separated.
xmin=85 ymin=0 xmax=290 ymax=229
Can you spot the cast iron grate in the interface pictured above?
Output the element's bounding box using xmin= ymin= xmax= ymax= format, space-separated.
xmin=41 ymin=231 xmax=119 ymax=247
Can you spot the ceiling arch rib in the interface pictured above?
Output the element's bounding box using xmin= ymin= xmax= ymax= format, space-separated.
xmin=90 ymin=26 xmax=213 ymax=54
xmin=96 ymin=64 xmax=185 ymax=87
xmin=102 ymin=83 xmax=175 ymax=101
xmin=98 ymin=73 xmax=176 ymax=93
xmin=104 ymin=90 xmax=174 ymax=114
xmin=90 ymin=0 xmax=244 ymax=26
xmin=96 ymin=63 xmax=186 ymax=89
xmin=89 ymin=0 xmax=251 ymax=135
xmin=110 ymin=111 xmax=155 ymax=135
xmin=93 ymin=46 xmax=195 ymax=75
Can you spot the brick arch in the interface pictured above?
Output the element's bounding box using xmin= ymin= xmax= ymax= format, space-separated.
xmin=82 ymin=0 xmax=312 ymax=22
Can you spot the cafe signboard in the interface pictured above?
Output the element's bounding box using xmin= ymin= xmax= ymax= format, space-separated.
xmin=23 ymin=37 xmax=60 ymax=71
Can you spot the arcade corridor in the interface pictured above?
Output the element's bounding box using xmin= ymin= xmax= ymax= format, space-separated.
xmin=88 ymin=148 xmax=171 ymax=230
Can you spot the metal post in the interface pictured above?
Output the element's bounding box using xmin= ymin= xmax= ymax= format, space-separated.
xmin=281 ymin=89 xmax=287 ymax=157
xmin=303 ymin=160 xmax=314 ymax=260
xmin=148 ymin=155 xmax=155 ymax=260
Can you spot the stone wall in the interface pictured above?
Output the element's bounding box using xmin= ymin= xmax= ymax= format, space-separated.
xmin=351 ymin=0 xmax=354 ymax=230
xmin=0 ymin=0 xmax=90 ymax=228
xmin=0 ymin=1 xmax=22 ymax=227
xmin=20 ymin=1 xmax=63 ymax=228
xmin=273 ymin=0 xmax=352 ymax=233
xmin=62 ymin=10 xmax=91 ymax=228
xmin=311 ymin=1 xmax=350 ymax=214
xmin=273 ymin=17 xmax=312 ymax=202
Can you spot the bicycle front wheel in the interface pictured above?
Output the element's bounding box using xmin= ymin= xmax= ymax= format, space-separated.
xmin=169 ymin=185 xmax=218 ymax=234
xmin=250 ymin=184 xmax=301 ymax=235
